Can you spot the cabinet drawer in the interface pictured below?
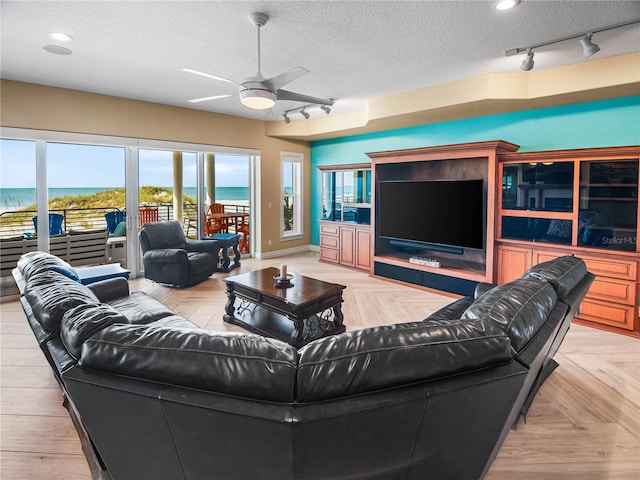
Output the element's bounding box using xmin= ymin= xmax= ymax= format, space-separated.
xmin=586 ymin=277 xmax=637 ymax=306
xmin=320 ymin=224 xmax=340 ymax=236
xmin=320 ymin=235 xmax=339 ymax=249
xmin=578 ymin=298 xmax=637 ymax=331
xmin=320 ymin=247 xmax=339 ymax=263
xmin=581 ymin=256 xmax=638 ymax=281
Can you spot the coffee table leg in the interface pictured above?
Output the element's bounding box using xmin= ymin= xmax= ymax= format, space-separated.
xmin=333 ymin=295 xmax=344 ymax=328
xmin=224 ymin=283 xmax=236 ymax=322
xmin=290 ymin=319 xmax=306 ymax=347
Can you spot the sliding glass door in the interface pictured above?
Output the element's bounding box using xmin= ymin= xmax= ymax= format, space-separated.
xmin=0 ymin=139 xmax=38 ymax=240
xmin=1 ymin=130 xmax=258 ymax=281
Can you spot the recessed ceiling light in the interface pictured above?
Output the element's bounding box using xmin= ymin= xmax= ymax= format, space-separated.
xmin=43 ymin=45 xmax=72 ymax=55
xmin=495 ymin=0 xmax=521 ymax=11
xmin=49 ymin=32 xmax=73 ymax=42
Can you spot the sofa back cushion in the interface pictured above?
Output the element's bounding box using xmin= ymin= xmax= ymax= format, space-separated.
xmin=524 ymin=255 xmax=587 ymax=302
xmin=24 ymin=271 xmax=100 ymax=334
xmin=79 ymin=326 xmax=298 ymax=402
xmin=17 ymin=251 xmax=78 ymax=283
xmin=107 ymin=291 xmax=176 ymax=325
xmin=61 ymin=303 xmax=129 ymax=359
xmin=296 ymin=319 xmax=511 ymax=402
xmin=461 ymin=277 xmax=557 ymax=354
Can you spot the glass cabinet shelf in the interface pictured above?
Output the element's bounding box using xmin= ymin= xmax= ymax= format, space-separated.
xmin=502 ymin=162 xmax=573 ymax=212
xmin=499 ymin=156 xmax=639 ymax=252
xmin=578 ymin=159 xmax=638 ymax=251
xmin=320 ymin=165 xmax=371 ymax=225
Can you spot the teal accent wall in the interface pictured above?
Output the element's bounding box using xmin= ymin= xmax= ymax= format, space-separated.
xmin=309 ymin=95 xmax=640 ymax=245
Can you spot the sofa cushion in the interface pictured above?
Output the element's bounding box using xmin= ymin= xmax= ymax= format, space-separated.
xmin=107 ymin=291 xmax=176 ymax=325
xmin=296 ymin=319 xmax=511 ymax=402
xmin=524 ymin=255 xmax=587 ymax=301
xmin=24 ymin=272 xmax=100 ymax=334
xmin=186 ymin=252 xmax=218 ymax=278
xmin=79 ymin=326 xmax=298 ymax=402
xmin=61 ymin=303 xmax=129 ymax=360
xmin=461 ymin=277 xmax=557 ymax=354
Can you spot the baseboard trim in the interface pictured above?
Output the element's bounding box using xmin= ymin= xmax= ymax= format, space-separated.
xmin=254 ymin=244 xmax=316 ymax=259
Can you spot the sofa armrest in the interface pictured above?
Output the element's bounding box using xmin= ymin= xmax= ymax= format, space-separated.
xmin=87 ymin=277 xmax=130 ymax=302
xmin=185 ymin=240 xmax=219 ymax=254
xmin=474 ymin=282 xmax=495 ymax=299
xmin=143 ymin=249 xmax=188 ymax=264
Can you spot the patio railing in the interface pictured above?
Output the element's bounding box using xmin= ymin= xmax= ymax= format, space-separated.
xmin=0 ymin=203 xmax=250 ymax=239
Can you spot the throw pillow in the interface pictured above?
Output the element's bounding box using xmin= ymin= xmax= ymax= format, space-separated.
xmin=50 ymin=265 xmax=81 ymax=282
xmin=113 ymin=221 xmax=126 ymax=237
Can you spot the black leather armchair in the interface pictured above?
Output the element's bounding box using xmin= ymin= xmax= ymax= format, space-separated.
xmin=138 ymin=220 xmax=219 ymax=287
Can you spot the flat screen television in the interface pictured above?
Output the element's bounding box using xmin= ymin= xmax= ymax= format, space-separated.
xmin=378 ymin=179 xmax=484 ymax=251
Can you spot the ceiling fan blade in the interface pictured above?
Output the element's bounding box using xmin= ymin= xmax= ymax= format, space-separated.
xmin=188 ymin=94 xmax=234 ymax=104
xmin=263 ymin=67 xmax=309 ymax=91
xmin=182 ymin=68 xmax=241 ymax=86
xmin=276 ymin=89 xmax=334 ymax=106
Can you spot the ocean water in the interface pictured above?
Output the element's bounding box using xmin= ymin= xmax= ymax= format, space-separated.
xmin=0 ymin=186 xmax=249 ymax=210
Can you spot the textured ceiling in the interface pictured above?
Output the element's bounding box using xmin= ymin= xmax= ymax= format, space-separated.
xmin=1 ymin=0 xmax=639 ymax=123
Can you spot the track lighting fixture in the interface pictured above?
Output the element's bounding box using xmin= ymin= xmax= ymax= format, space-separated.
xmin=282 ymin=101 xmax=334 ymax=123
xmin=505 ymin=18 xmax=639 ymax=71
xmin=521 ymin=49 xmax=534 ymax=71
xmin=580 ymin=34 xmax=600 ymax=57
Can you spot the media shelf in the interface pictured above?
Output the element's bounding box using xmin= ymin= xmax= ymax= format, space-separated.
xmin=367 ymin=141 xmax=518 ymax=294
xmin=374 ymin=255 xmax=486 ymax=281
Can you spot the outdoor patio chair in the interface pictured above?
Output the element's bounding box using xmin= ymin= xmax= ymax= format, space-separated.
xmin=204 ymin=203 xmax=228 ymax=236
xmin=139 ymin=207 xmax=159 ymax=228
xmin=32 ymin=213 xmax=65 ymax=236
xmin=105 ymin=210 xmax=126 ymax=234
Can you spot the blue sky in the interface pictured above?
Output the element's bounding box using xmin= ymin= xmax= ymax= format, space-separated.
xmin=0 ymin=139 xmax=249 ymax=188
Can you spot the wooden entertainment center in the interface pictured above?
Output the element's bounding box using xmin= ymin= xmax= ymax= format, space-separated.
xmin=320 ymin=141 xmax=640 ymax=337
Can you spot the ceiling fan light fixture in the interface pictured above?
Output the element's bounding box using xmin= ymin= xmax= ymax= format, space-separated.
xmin=239 ymin=88 xmax=276 ymax=109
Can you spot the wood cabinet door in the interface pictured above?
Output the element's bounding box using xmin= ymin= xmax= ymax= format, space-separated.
xmin=497 ymin=246 xmax=532 ymax=284
xmin=355 ymin=228 xmax=371 ymax=271
xmin=340 ymin=226 xmax=356 ymax=267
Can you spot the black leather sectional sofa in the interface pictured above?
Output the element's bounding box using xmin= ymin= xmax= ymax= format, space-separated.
xmin=13 ymin=251 xmax=593 ymax=480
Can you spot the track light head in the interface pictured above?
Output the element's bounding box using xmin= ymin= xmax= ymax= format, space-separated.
xmin=301 ymin=109 xmax=310 ymax=119
xmin=283 ymin=113 xmax=291 ymax=124
xmin=320 ymin=105 xmax=331 ymax=114
xmin=521 ymin=49 xmax=535 ymax=71
xmin=580 ymin=34 xmax=600 ymax=57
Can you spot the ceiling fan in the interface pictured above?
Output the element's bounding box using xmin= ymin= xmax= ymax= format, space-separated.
xmin=183 ymin=12 xmax=334 ymax=111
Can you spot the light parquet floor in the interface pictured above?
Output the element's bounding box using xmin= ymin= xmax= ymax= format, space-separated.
xmin=1 ymin=252 xmax=639 ymax=479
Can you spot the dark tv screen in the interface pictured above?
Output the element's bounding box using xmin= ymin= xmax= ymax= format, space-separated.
xmin=378 ymin=179 xmax=484 ymax=250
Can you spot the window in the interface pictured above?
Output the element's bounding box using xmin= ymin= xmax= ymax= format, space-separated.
xmin=281 ymin=152 xmax=303 ymax=239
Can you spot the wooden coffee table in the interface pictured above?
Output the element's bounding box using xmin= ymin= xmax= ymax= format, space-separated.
xmin=223 ymin=267 xmax=346 ymax=347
